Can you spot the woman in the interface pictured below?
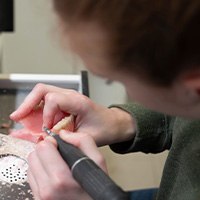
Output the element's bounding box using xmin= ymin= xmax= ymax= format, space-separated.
xmin=11 ymin=1 xmax=200 ymax=199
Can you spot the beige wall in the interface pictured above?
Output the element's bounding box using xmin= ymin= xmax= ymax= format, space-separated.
xmin=2 ymin=0 xmax=76 ymax=74
xmin=100 ymin=147 xmax=168 ymax=190
xmin=0 ymin=34 xmax=3 ymax=72
xmin=1 ymin=0 xmax=168 ymax=191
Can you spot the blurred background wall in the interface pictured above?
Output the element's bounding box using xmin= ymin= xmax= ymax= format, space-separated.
xmin=0 ymin=34 xmax=3 ymax=72
xmin=1 ymin=0 xmax=168 ymax=191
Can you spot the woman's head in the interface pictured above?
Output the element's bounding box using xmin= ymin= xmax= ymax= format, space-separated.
xmin=52 ymin=0 xmax=200 ymax=118
xmin=53 ymin=0 xmax=200 ymax=86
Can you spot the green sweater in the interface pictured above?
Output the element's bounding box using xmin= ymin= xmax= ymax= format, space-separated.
xmin=110 ymin=103 xmax=200 ymax=200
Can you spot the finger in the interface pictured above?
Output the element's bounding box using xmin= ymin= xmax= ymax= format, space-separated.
xmin=29 ymin=141 xmax=79 ymax=200
xmin=10 ymin=84 xmax=48 ymax=121
xmin=44 ymin=136 xmax=58 ymax=147
xmin=42 ymin=91 xmax=84 ymax=129
xmin=10 ymin=84 xmax=68 ymax=121
xmin=43 ymin=92 xmax=67 ymax=128
xmin=35 ymin=140 xmax=74 ymax=181
xmin=60 ymin=132 xmax=107 ymax=172
xmin=28 ymin=150 xmax=49 ymax=199
xmin=44 ymin=90 xmax=91 ymax=118
xmin=27 ymin=170 xmax=41 ymax=200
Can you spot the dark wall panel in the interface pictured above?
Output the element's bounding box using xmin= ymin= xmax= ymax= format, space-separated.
xmin=0 ymin=0 xmax=14 ymax=32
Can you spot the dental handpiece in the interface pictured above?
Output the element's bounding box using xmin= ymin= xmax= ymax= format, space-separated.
xmin=43 ymin=127 xmax=130 ymax=200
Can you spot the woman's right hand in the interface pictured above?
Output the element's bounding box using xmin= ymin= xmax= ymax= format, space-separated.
xmin=28 ymin=132 xmax=107 ymax=200
xmin=10 ymin=83 xmax=135 ymax=146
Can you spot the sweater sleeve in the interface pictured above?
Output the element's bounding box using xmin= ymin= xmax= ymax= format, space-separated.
xmin=109 ymin=103 xmax=174 ymax=154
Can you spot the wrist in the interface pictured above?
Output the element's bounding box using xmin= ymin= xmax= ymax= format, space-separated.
xmin=107 ymin=107 xmax=137 ymax=144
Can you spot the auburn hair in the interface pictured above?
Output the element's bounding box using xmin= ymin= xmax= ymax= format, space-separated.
xmin=53 ymin=0 xmax=200 ymax=85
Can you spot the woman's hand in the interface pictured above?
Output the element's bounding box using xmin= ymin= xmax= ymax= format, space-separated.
xmin=10 ymin=83 xmax=135 ymax=146
xmin=28 ymin=132 xmax=107 ymax=200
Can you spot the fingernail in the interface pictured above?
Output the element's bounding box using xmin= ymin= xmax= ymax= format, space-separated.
xmin=42 ymin=125 xmax=50 ymax=132
xmin=9 ymin=112 xmax=15 ymax=117
xmin=44 ymin=136 xmax=57 ymax=146
xmin=60 ymin=129 xmax=73 ymax=135
xmin=59 ymin=131 xmax=70 ymax=139
xmin=59 ymin=130 xmax=67 ymax=136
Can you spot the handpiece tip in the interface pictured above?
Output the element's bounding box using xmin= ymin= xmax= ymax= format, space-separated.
xmin=43 ymin=127 xmax=56 ymax=137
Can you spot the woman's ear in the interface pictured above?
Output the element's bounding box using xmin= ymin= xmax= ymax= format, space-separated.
xmin=181 ymin=69 xmax=200 ymax=95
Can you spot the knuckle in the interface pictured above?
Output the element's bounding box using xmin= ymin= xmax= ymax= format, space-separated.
xmin=52 ymin=169 xmax=78 ymax=191
xmin=79 ymin=133 xmax=89 ymax=140
xmin=79 ymin=134 xmax=92 ymax=143
xmin=72 ymin=134 xmax=89 ymax=148
xmin=34 ymin=83 xmax=45 ymax=91
xmin=52 ymin=174 xmax=72 ymax=192
xmin=79 ymin=96 xmax=94 ymax=113
xmin=79 ymin=95 xmax=90 ymax=106
xmin=95 ymin=154 xmax=106 ymax=167
xmin=52 ymin=178 xmax=66 ymax=191
xmin=66 ymin=89 xmax=78 ymax=95
xmin=35 ymin=141 xmax=49 ymax=152
xmin=44 ymin=92 xmax=56 ymax=102
xmin=39 ymin=186 xmax=54 ymax=200
xmin=27 ymin=151 xmax=34 ymax=163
